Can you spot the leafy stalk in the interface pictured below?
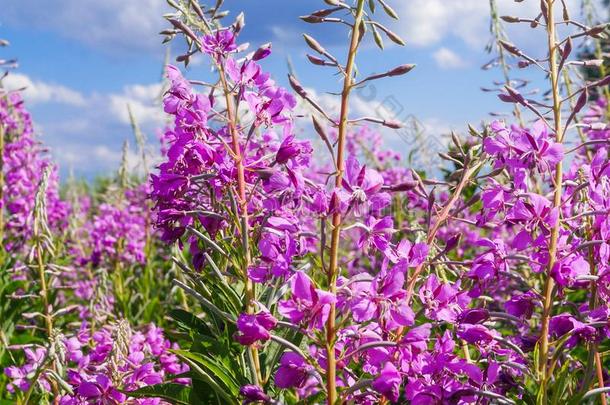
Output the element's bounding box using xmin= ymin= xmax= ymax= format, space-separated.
xmin=539 ymin=1 xmax=563 ymax=401
xmin=218 ymin=63 xmax=262 ymax=385
xmin=325 ymin=1 xmax=366 ymax=402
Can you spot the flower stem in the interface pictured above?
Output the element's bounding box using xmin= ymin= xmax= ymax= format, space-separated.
xmin=218 ymin=64 xmax=262 ymax=385
xmin=326 ymin=1 xmax=365 ymax=403
xmin=539 ymin=1 xmax=563 ymax=401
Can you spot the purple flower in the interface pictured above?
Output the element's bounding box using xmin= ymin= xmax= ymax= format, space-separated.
xmin=486 ymin=120 xmax=563 ymax=175
xmin=274 ymin=352 xmax=312 ymax=389
xmin=350 ymin=267 xmax=414 ymax=330
xmin=457 ymin=324 xmax=495 ymax=345
xmin=389 ymin=239 xmax=429 ymax=267
xmin=226 ymin=58 xmax=270 ymax=88
xmin=240 ymin=385 xmax=270 ymax=404
xmin=278 ymin=272 xmax=335 ymax=330
xmin=372 ymin=362 xmax=402 ymax=402
xmin=549 ymin=313 xmax=597 ymax=348
xmin=357 ymin=216 xmax=395 ymax=254
xmin=78 ymin=374 xmax=126 ymax=403
xmin=418 ymin=275 xmax=469 ymax=323
xmin=507 ymin=193 xmax=559 ymax=250
xmin=235 ymin=311 xmax=277 ymax=346
xmin=468 ymin=238 xmax=508 ymax=283
xmin=505 ymin=291 xmax=536 ymax=319
xmin=551 ymin=253 xmax=590 ymax=287
xmin=275 ymin=135 xmax=312 ymax=167
xmin=202 ymin=29 xmax=237 ymax=60
xmin=338 ymin=156 xmax=390 ymax=216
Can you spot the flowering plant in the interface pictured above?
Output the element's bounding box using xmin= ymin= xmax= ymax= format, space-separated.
xmin=2 ymin=0 xmax=610 ymax=404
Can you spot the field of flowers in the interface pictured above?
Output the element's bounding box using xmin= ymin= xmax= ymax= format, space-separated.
xmin=1 ymin=0 xmax=610 ymax=404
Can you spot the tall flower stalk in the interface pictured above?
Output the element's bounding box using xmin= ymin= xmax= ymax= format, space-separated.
xmin=325 ymin=1 xmax=366 ymax=402
xmin=538 ymin=2 xmax=562 ymax=399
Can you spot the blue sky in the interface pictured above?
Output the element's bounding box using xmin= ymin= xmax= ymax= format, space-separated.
xmin=0 ymin=0 xmax=604 ymax=177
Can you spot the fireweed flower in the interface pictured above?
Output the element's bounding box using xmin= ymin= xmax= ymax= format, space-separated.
xmin=549 ymin=314 xmax=597 ymax=348
xmin=338 ymin=156 xmax=390 ymax=216
xmin=356 ymin=216 xmax=396 ymax=255
xmin=77 ymin=375 xmax=127 ymax=404
xmin=235 ymin=311 xmax=278 ymax=346
xmin=201 ymin=29 xmax=237 ymax=60
xmin=485 ymin=120 xmax=564 ymax=177
xmin=274 ymin=352 xmax=313 ymax=389
xmin=418 ymin=274 xmax=470 ymax=323
xmin=349 ymin=267 xmax=414 ymax=330
xmin=372 ymin=362 xmax=402 ymax=402
xmin=278 ymin=272 xmax=335 ymax=330
xmin=506 ymin=193 xmax=559 ymax=250
xmin=132 ymin=5 xmax=610 ymax=403
xmin=240 ymin=385 xmax=270 ymax=404
xmin=0 ymin=91 xmax=68 ymax=251
xmin=505 ymin=291 xmax=537 ymax=319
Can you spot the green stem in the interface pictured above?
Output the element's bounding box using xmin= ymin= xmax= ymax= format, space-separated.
xmin=218 ymin=63 xmax=262 ymax=385
xmin=326 ymin=2 xmax=365 ymax=403
xmin=539 ymin=1 xmax=563 ymax=402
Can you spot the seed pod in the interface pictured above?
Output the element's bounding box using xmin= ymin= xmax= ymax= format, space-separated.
xmin=232 ymin=12 xmax=245 ymax=34
xmin=252 ymin=43 xmax=272 ymax=60
xmin=504 ymin=85 xmax=527 ymax=105
xmin=375 ymin=23 xmax=405 ymax=46
xmin=288 ymin=75 xmax=308 ymax=98
xmin=312 ymin=115 xmax=330 ymax=144
xmin=468 ymin=124 xmax=481 ymax=138
xmin=371 ymin=25 xmax=384 ymax=50
xmin=303 ymin=34 xmax=326 ymax=55
xmin=500 ymin=16 xmax=520 ymax=23
xmin=561 ymin=37 xmax=572 ymax=62
xmin=382 ymin=119 xmax=403 ymax=129
xmin=166 ymin=0 xmax=180 ymax=9
xmin=214 ymin=10 xmax=230 ymax=20
xmin=307 ymin=54 xmax=327 ymax=66
xmin=561 ymin=0 xmax=570 ymax=22
xmin=585 ymin=23 xmax=609 ymax=38
xmin=300 ymin=15 xmax=325 ymax=24
xmin=312 ymin=7 xmax=341 ymax=17
xmin=385 ymin=181 xmax=418 ymax=192
xmin=451 ymin=131 xmax=464 ymax=154
xmin=189 ymin=0 xmax=206 ymax=20
xmin=378 ymin=0 xmax=399 ymax=19
xmin=388 ymin=64 xmax=416 ymax=76
xmin=573 ymin=87 xmax=588 ymax=115
xmin=368 ymin=0 xmax=375 ymax=13
xmin=499 ymin=40 xmax=522 ymax=57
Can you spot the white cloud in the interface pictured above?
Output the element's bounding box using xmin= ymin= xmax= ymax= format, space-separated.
xmin=108 ymin=83 xmax=165 ymax=126
xmin=3 ymin=73 xmax=86 ymax=106
xmin=395 ymin=0 xmax=605 ymax=49
xmin=1 ymin=0 xmax=169 ymax=54
xmin=1 ymin=73 xmax=167 ymax=176
xmin=395 ymin=0 xmax=489 ymax=48
xmin=432 ymin=47 xmax=468 ymax=69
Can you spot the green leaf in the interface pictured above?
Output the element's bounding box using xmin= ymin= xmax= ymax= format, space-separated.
xmin=171 ymin=349 xmax=241 ymax=398
xmin=126 ymin=384 xmax=192 ymax=405
xmin=169 ymin=309 xmax=213 ymax=336
xmin=550 ymin=362 xmax=571 ymax=404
